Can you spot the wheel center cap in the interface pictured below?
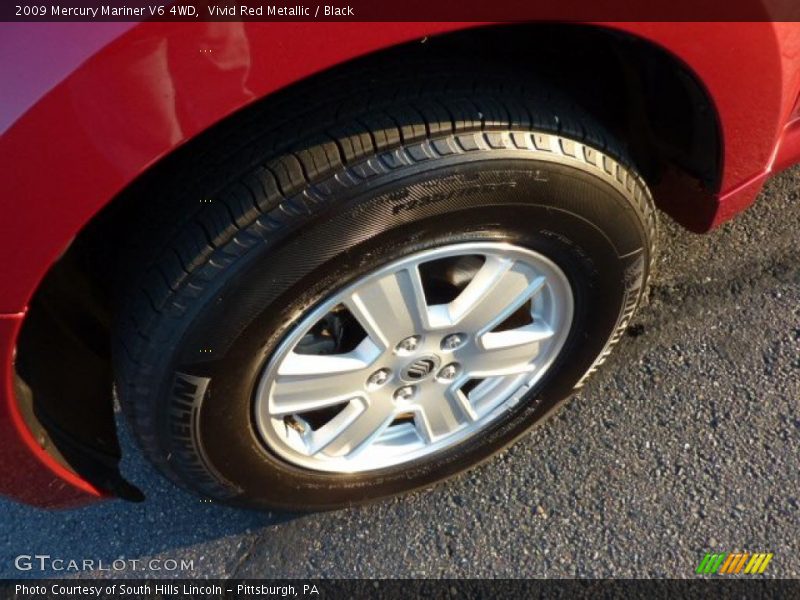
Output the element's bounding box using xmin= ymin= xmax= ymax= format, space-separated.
xmin=401 ymin=355 xmax=439 ymax=382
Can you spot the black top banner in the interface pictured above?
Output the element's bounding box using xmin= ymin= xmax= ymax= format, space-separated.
xmin=3 ymin=0 xmax=800 ymax=22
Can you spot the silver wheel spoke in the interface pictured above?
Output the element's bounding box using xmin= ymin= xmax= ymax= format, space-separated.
xmin=416 ymin=388 xmax=475 ymax=442
xmin=345 ymin=267 xmax=428 ymax=347
xmin=269 ymin=340 xmax=379 ymax=414
xmin=439 ymin=256 xmax=546 ymax=332
xmin=471 ymin=323 xmax=556 ymax=376
xmin=314 ymin=400 xmax=395 ymax=457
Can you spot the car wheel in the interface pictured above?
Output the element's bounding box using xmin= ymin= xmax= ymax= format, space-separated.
xmin=114 ymin=77 xmax=656 ymax=510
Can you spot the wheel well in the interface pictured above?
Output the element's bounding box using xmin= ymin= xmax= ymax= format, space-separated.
xmin=418 ymin=24 xmax=723 ymax=196
xmin=15 ymin=23 xmax=721 ymax=498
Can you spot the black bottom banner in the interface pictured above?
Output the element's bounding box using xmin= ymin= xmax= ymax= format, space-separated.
xmin=1 ymin=579 xmax=799 ymax=600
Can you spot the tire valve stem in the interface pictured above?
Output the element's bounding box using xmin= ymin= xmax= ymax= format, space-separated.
xmin=284 ymin=415 xmax=307 ymax=435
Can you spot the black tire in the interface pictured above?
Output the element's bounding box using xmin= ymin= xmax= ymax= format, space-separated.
xmin=113 ymin=70 xmax=657 ymax=510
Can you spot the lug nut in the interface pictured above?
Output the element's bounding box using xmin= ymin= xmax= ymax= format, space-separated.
xmin=396 ymin=335 xmax=421 ymax=354
xmin=441 ymin=333 xmax=465 ymax=351
xmin=367 ymin=368 xmax=391 ymax=388
xmin=438 ymin=363 xmax=460 ymax=381
xmin=393 ymin=385 xmax=416 ymax=402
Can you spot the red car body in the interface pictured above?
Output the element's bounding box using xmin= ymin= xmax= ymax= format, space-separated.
xmin=1 ymin=21 xmax=799 ymax=508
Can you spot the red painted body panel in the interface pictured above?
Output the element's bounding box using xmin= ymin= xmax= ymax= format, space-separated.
xmin=1 ymin=21 xmax=799 ymax=507
xmin=0 ymin=316 xmax=103 ymax=506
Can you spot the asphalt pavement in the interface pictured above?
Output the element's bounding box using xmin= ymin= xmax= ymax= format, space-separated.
xmin=1 ymin=166 xmax=798 ymax=580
